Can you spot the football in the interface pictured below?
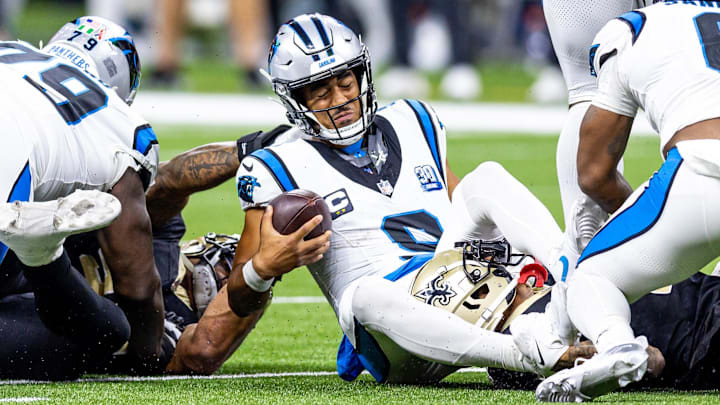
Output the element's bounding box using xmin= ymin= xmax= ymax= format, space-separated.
xmin=269 ymin=189 xmax=332 ymax=239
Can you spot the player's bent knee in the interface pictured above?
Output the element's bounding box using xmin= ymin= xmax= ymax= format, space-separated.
xmin=465 ymin=161 xmax=511 ymax=189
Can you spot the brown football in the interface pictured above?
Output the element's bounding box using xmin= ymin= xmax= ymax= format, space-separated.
xmin=269 ymin=189 xmax=332 ymax=240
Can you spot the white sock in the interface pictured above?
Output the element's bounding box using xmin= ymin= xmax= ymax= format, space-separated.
xmin=556 ymin=102 xmax=588 ymax=232
xmin=556 ymin=102 xmax=622 ymax=233
xmin=566 ymin=272 xmax=635 ymax=353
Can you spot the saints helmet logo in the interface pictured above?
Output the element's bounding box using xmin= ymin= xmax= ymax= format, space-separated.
xmin=414 ymin=273 xmax=456 ymax=306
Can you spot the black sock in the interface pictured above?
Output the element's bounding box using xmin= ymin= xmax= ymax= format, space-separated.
xmin=21 ymin=251 xmax=130 ymax=350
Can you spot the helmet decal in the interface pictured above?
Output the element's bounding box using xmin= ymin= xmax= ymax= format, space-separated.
xmin=44 ymin=16 xmax=141 ymax=105
xmin=413 ymin=273 xmax=458 ymax=306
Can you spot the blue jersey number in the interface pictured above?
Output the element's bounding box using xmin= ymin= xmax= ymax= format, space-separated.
xmin=0 ymin=42 xmax=107 ymax=124
xmin=381 ymin=210 xmax=443 ymax=253
xmin=695 ymin=13 xmax=720 ymax=73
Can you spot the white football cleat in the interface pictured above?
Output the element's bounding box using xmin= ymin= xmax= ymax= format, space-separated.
xmin=511 ymin=312 xmax=569 ymax=376
xmin=0 ymin=189 xmax=121 ymax=266
xmin=535 ymin=337 xmax=649 ymax=402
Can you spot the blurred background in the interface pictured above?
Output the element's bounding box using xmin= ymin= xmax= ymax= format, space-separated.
xmin=6 ymin=0 xmax=567 ymax=104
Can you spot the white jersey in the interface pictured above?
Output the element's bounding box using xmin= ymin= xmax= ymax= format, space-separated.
xmin=591 ymin=2 xmax=720 ymax=151
xmin=236 ymin=100 xmax=453 ymax=312
xmin=0 ymin=41 xmax=158 ymax=203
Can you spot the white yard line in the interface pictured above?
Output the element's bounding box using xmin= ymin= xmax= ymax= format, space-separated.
xmin=0 ymin=368 xmax=488 ymax=386
xmin=273 ymin=296 xmax=327 ymax=304
xmin=0 ymin=399 xmax=49 ymax=403
xmin=133 ymin=91 xmax=656 ymax=135
xmin=0 ymin=294 xmax=484 ymax=386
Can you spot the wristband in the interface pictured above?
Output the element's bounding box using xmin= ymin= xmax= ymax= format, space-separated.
xmin=242 ymin=259 xmax=274 ymax=293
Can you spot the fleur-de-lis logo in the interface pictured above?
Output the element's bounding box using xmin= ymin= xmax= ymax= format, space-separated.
xmin=414 ymin=273 xmax=456 ymax=306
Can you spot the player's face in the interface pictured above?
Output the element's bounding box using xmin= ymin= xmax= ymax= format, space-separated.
xmin=301 ymin=70 xmax=362 ymax=129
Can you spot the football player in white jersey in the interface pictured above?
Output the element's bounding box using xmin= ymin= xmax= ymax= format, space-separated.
xmin=0 ymin=17 xmax=169 ymax=379
xmin=219 ymin=13 xmax=572 ymax=383
xmin=139 ymin=132 xmax=718 ymax=388
xmin=542 ymin=0 xmax=662 ymax=282
xmin=522 ymin=1 xmax=720 ymax=401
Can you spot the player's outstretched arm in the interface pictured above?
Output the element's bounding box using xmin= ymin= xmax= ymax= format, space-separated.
xmin=577 ymin=105 xmax=634 ymax=213
xmin=146 ymin=141 xmax=239 ymax=227
xmin=166 ymin=207 xmax=329 ymax=374
xmin=97 ymin=169 xmax=165 ymax=371
xmin=165 ymin=283 xmax=265 ymax=374
xmin=165 ymin=209 xmax=266 ymax=374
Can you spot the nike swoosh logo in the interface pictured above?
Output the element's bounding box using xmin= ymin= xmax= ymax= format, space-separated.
xmin=535 ymin=340 xmax=546 ymax=367
xmin=242 ymin=161 xmax=254 ymax=172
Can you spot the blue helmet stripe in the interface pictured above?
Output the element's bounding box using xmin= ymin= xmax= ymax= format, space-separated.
xmin=250 ymin=149 xmax=298 ymax=192
xmin=578 ymin=148 xmax=683 ymax=265
xmin=289 ymin=20 xmax=314 ymax=49
xmin=311 ymin=16 xmax=330 ymax=47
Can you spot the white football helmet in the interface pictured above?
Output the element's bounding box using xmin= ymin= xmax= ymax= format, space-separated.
xmin=43 ymin=16 xmax=141 ymax=105
xmin=266 ymin=13 xmax=377 ymax=146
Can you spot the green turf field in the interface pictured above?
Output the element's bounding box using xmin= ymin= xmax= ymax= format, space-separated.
xmin=3 ymin=127 xmax=719 ymax=403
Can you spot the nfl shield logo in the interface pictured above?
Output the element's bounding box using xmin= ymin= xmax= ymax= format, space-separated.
xmin=376 ymin=179 xmax=394 ymax=196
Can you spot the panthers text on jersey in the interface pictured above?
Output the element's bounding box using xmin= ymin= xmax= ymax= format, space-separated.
xmin=235 ymin=100 xmax=452 ymax=312
xmin=0 ymin=41 xmax=158 ymax=205
xmin=590 ymin=1 xmax=720 ymax=152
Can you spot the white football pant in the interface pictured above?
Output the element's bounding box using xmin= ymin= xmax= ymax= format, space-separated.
xmin=337 ymin=274 xmax=540 ymax=384
xmin=544 ymin=0 xmax=630 ymax=237
xmin=567 ymin=140 xmax=720 ymax=353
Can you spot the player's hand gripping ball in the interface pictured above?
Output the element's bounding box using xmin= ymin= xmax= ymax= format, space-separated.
xmin=269 ymin=190 xmax=332 ymax=239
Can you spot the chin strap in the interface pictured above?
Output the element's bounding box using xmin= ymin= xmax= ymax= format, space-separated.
xmin=480 ymin=277 xmax=518 ymax=331
xmin=318 ymin=118 xmax=366 ymax=146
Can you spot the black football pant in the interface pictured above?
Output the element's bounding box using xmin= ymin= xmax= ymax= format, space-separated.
xmin=0 ymin=251 xmax=130 ymax=380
